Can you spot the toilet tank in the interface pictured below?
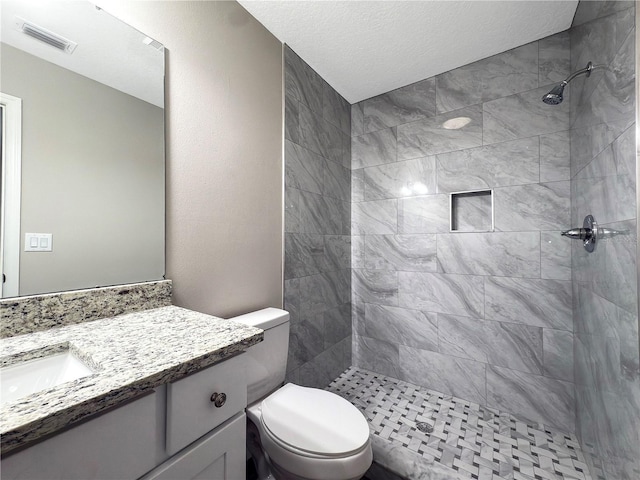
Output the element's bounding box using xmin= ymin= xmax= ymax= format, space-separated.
xmin=230 ymin=308 xmax=290 ymax=404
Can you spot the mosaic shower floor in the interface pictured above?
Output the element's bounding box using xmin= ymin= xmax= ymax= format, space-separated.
xmin=328 ymin=367 xmax=593 ymax=480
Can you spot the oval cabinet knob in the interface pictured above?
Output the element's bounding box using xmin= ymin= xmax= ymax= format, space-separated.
xmin=210 ymin=392 xmax=227 ymax=408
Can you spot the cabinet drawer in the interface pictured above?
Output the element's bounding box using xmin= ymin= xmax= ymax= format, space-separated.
xmin=166 ymin=353 xmax=246 ymax=456
xmin=141 ymin=413 xmax=246 ymax=480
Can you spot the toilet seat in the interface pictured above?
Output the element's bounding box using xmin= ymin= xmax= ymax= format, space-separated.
xmin=260 ymin=384 xmax=370 ymax=457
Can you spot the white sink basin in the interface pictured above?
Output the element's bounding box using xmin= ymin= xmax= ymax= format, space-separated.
xmin=1 ymin=350 xmax=94 ymax=406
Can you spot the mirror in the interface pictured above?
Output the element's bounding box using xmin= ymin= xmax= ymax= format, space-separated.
xmin=0 ymin=0 xmax=165 ymax=298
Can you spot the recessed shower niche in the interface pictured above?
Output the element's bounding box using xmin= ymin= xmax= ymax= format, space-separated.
xmin=449 ymin=190 xmax=494 ymax=232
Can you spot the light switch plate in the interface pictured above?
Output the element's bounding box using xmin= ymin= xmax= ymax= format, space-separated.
xmin=25 ymin=233 xmax=53 ymax=252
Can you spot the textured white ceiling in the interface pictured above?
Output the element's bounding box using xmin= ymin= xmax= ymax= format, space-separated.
xmin=239 ymin=1 xmax=578 ymax=104
xmin=1 ymin=0 xmax=164 ymax=107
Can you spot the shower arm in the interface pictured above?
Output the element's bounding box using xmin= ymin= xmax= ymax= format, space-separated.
xmin=562 ymin=61 xmax=594 ymax=85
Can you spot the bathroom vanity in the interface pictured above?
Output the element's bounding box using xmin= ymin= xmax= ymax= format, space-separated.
xmin=0 ymin=304 xmax=263 ymax=480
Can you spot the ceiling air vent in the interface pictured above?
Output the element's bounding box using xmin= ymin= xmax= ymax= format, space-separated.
xmin=15 ymin=16 xmax=77 ymax=54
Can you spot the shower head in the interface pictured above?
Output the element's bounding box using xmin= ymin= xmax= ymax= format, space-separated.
xmin=542 ymin=82 xmax=567 ymax=105
xmin=542 ymin=61 xmax=594 ymax=105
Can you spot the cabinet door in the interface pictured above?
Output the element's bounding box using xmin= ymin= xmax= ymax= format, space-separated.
xmin=141 ymin=413 xmax=246 ymax=480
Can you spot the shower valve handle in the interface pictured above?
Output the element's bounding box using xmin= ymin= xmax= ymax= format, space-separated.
xmin=561 ymin=215 xmax=598 ymax=253
xmin=561 ymin=228 xmax=592 ymax=240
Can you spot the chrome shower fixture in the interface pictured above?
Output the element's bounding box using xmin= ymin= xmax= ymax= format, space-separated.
xmin=542 ymin=61 xmax=594 ymax=105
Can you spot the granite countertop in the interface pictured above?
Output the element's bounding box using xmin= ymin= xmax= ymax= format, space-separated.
xmin=0 ymin=305 xmax=263 ymax=454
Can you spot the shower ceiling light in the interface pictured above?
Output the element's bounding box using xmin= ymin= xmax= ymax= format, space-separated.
xmin=442 ymin=117 xmax=471 ymax=130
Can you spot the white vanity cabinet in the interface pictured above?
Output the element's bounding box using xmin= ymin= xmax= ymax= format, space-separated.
xmin=1 ymin=354 xmax=247 ymax=480
xmin=141 ymin=353 xmax=247 ymax=480
xmin=1 ymin=390 xmax=165 ymax=480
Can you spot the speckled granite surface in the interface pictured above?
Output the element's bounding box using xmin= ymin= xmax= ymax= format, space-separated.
xmin=0 ymin=305 xmax=263 ymax=454
xmin=0 ymin=280 xmax=172 ymax=338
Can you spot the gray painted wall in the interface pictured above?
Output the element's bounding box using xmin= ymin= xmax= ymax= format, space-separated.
xmin=570 ymin=2 xmax=639 ymax=479
xmin=1 ymin=43 xmax=164 ymax=296
xmin=283 ymin=46 xmax=352 ymax=388
xmin=350 ymin=33 xmax=576 ymax=433
xmin=95 ymin=1 xmax=284 ymax=318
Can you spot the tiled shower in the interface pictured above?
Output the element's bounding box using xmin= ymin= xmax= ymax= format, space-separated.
xmin=283 ymin=1 xmax=638 ymax=479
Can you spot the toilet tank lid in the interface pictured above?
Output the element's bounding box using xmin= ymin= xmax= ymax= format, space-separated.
xmin=261 ymin=383 xmax=370 ymax=456
xmin=230 ymin=308 xmax=289 ymax=330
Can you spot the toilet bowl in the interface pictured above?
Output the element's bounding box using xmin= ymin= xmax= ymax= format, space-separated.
xmin=230 ymin=308 xmax=373 ymax=480
xmin=247 ymin=384 xmax=372 ymax=480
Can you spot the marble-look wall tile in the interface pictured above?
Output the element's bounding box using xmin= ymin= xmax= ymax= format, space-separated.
xmin=574 ymin=284 xmax=622 ymax=337
xmin=398 ymin=272 xmax=484 ymax=318
xmin=540 ymin=131 xmax=571 ymax=182
xmin=355 ymin=335 xmax=401 ymax=378
xmin=572 ymin=26 xmax=635 ymax=131
xmin=285 ymin=187 xmax=301 ymax=233
xmin=285 ymin=140 xmax=325 ymax=195
xmin=323 ymin=81 xmax=350 ymax=135
xmin=494 ymin=181 xmax=570 ymax=231
xmin=352 ymin=128 xmax=397 ymax=169
xmin=353 ymin=269 xmax=398 ymax=307
xmin=573 ymin=171 xmax=635 ymax=227
xmin=365 ymin=304 xmax=438 ymax=352
xmin=570 ymin=7 xmax=634 ymax=111
xmin=399 ymin=345 xmax=486 ymax=405
xmin=487 ymin=365 xmax=575 ymax=433
xmin=363 ymin=77 xmax=436 ymax=132
xmin=284 ymin=233 xmax=324 ymax=279
xmin=323 ymin=160 xmax=350 ymax=202
xmin=364 ymin=156 xmax=436 ymax=200
xmin=342 ymin=133 xmax=352 ymax=170
xmin=299 ymin=103 xmax=345 ymax=164
xmin=483 ymin=86 xmax=569 ymax=145
xmin=365 ymin=234 xmax=437 ymax=272
xmin=572 ymin=0 xmax=634 ymax=27
xmin=397 ymin=105 xmax=483 ymax=160
xmin=438 ymin=314 xmax=543 ymax=375
xmin=436 ymin=137 xmax=539 ymax=193
xmin=324 ymin=235 xmax=351 ymax=272
xmin=437 ymin=232 xmax=541 ymax=278
xmin=352 ymin=199 xmax=398 ymax=234
xmin=285 ymin=46 xmax=322 ymax=115
xmin=398 ymin=194 xmax=450 ymax=234
xmin=575 ymin=333 xmax=621 ymax=393
xmin=288 ymin=318 xmax=324 ymax=371
xmin=485 ymin=276 xmax=572 ymax=331
xmin=299 ymin=341 xmax=345 ymax=389
xmin=570 ymin=119 xmax=632 ymax=177
xmin=544 ymin=329 xmax=574 ymax=382
xmin=285 ymin=96 xmax=300 ymax=144
xmin=351 ymin=235 xmax=365 ymax=269
xmin=573 ymin=129 xmax=636 ymax=226
xmin=285 ymin=48 xmax=351 ymax=389
xmin=541 ymin=231 xmax=571 ymax=281
xmin=324 ymin=303 xmax=351 ymax=347
xmin=538 ymin=31 xmax=571 ymax=85
xmin=436 ymin=43 xmax=538 ymax=114
xmin=597 ymin=220 xmax=638 ymax=315
xmin=284 ymin=278 xmax=300 ymax=324
xmin=299 ymin=190 xmax=342 ymax=235
xmin=351 ymin=169 xmax=365 ymax=203
xmin=299 ymin=272 xmax=343 ymax=317
xmin=352 ymin=298 xmax=366 ymax=336
xmin=351 ymin=102 xmax=364 ymax=137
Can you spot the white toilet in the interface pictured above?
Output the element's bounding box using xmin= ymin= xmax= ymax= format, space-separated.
xmin=232 ymin=308 xmax=372 ymax=480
